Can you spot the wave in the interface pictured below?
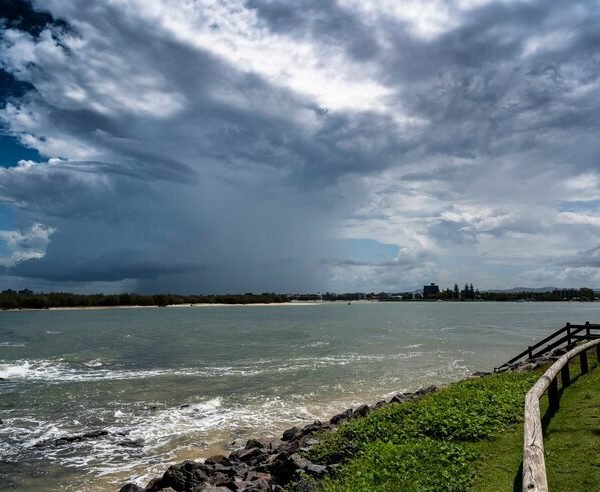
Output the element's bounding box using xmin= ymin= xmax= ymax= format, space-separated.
xmin=0 ymin=342 xmax=26 ymax=347
xmin=0 ymin=351 xmax=426 ymax=383
xmin=0 ymin=394 xmax=320 ymax=484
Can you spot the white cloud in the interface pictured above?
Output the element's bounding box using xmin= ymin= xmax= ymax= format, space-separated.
xmin=0 ymin=223 xmax=55 ymax=266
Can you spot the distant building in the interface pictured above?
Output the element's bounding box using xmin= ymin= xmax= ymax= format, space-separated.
xmin=18 ymin=289 xmax=33 ymax=295
xmin=423 ymin=283 xmax=440 ymax=297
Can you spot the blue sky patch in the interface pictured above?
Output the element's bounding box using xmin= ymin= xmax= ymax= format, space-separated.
xmin=0 ymin=135 xmax=41 ymax=168
xmin=336 ymin=238 xmax=399 ymax=263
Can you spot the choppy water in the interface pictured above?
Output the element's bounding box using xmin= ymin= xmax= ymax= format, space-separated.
xmin=1 ymin=301 xmax=599 ymax=491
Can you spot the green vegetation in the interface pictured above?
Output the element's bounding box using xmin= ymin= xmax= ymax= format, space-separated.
xmin=0 ymin=291 xmax=289 ymax=310
xmin=544 ymin=357 xmax=600 ymax=491
xmin=306 ymin=371 xmax=539 ymax=491
xmin=302 ymin=355 xmax=599 ymax=491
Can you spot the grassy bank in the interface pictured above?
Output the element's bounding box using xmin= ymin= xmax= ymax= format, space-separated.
xmin=298 ymin=352 xmax=599 ymax=491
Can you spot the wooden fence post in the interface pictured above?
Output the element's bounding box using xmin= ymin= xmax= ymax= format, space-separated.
xmin=596 ymin=344 xmax=600 ymax=362
xmin=580 ymin=350 xmax=589 ymax=374
xmin=566 ymin=323 xmax=572 ymax=345
xmin=548 ymin=377 xmax=559 ymax=412
xmin=561 ymin=362 xmax=570 ymax=387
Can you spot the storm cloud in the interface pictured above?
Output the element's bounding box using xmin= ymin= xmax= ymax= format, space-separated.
xmin=0 ymin=0 xmax=599 ymax=293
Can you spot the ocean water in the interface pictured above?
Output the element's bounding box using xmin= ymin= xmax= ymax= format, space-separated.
xmin=1 ymin=301 xmax=599 ymax=491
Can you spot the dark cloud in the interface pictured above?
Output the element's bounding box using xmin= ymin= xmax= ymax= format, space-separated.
xmin=0 ymin=0 xmax=600 ymax=291
xmin=246 ymin=0 xmax=381 ymax=60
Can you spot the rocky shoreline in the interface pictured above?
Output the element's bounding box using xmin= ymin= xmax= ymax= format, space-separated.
xmin=118 ymin=351 xmax=561 ymax=492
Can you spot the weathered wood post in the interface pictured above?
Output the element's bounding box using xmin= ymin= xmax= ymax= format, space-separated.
xmin=580 ymin=349 xmax=589 ymax=374
xmin=566 ymin=322 xmax=571 ymax=346
xmin=523 ymin=339 xmax=600 ymax=492
xmin=585 ymin=321 xmax=590 ymax=337
xmin=547 ymin=377 xmax=559 ymax=412
xmin=561 ymin=362 xmax=570 ymax=387
xmin=596 ymin=343 xmax=600 ymax=361
xmin=528 ymin=346 xmax=533 ymax=359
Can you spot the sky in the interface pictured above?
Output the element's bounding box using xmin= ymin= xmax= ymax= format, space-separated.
xmin=0 ymin=0 xmax=599 ymax=294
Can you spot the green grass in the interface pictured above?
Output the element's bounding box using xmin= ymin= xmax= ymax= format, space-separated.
xmin=541 ymin=354 xmax=600 ymax=491
xmin=305 ymin=371 xmax=539 ymax=491
xmin=470 ymin=352 xmax=600 ymax=491
xmin=300 ymin=351 xmax=599 ymax=492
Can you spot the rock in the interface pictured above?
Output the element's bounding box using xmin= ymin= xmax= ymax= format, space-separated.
xmin=390 ymin=393 xmax=410 ymax=404
xmin=230 ymin=447 xmax=264 ymax=463
xmin=243 ymin=478 xmax=270 ymax=491
xmin=468 ymin=371 xmax=491 ymax=379
xmin=212 ymin=464 xmax=234 ymax=476
xmin=34 ymin=429 xmax=109 ymax=447
xmin=118 ymin=439 xmax=144 ymax=448
xmin=270 ymin=453 xmax=310 ymax=483
xmin=299 ymin=421 xmax=330 ymax=439
xmin=244 ymin=438 xmax=268 ymax=450
xmin=352 ymin=404 xmax=370 ymax=419
xmin=143 ymin=478 xmax=161 ymax=491
xmin=281 ymin=426 xmax=300 ymax=441
xmin=514 ymin=362 xmax=536 ymax=372
xmin=305 ymin=464 xmax=326 ymax=478
xmin=118 ymin=483 xmax=144 ymax=492
xmin=266 ymin=438 xmax=284 ymax=450
xmin=147 ymin=460 xmax=211 ymax=491
xmin=244 ymin=471 xmax=272 ymax=482
xmin=415 ymin=385 xmax=437 ymax=396
xmin=298 ymin=438 xmax=319 ymax=452
xmin=287 ymin=476 xmax=318 ymax=492
xmin=210 ymin=472 xmax=232 ymax=487
xmin=373 ymin=400 xmax=387 ymax=409
xmin=329 ymin=409 xmax=353 ymax=425
xmin=205 ymin=455 xmax=230 ymax=466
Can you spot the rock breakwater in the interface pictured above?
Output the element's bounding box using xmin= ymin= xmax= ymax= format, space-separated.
xmin=119 ymin=349 xmax=563 ymax=492
xmin=119 ymin=386 xmax=438 ymax=492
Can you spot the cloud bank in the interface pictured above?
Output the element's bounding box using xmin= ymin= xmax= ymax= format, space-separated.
xmin=0 ymin=0 xmax=599 ymax=293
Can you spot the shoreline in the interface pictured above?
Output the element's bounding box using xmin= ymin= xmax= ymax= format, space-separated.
xmin=119 ymin=352 xmax=556 ymax=492
xmin=0 ymin=300 xmax=330 ymax=313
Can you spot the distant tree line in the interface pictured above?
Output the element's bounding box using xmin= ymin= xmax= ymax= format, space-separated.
xmin=0 ymin=291 xmax=290 ymax=310
xmin=423 ymin=286 xmax=596 ymax=302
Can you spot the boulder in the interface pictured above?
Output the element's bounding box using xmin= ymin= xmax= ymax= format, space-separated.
xmin=305 ymin=464 xmax=326 ymax=478
xmin=205 ymin=455 xmax=230 ymax=466
xmin=390 ymin=393 xmax=410 ymax=404
xmin=352 ymin=404 xmax=370 ymax=419
xmin=147 ymin=461 xmax=211 ymax=491
xmin=243 ymin=479 xmax=270 ymax=491
xmin=415 ymin=385 xmax=437 ymax=396
xmin=281 ymin=427 xmax=300 ymax=441
xmin=118 ymin=439 xmax=144 ymax=448
xmin=230 ymin=447 xmax=264 ymax=464
xmin=118 ymin=484 xmax=144 ymax=492
xmin=373 ymin=400 xmax=387 ymax=409
xmin=245 ymin=471 xmax=272 ymax=482
xmin=270 ymin=453 xmax=311 ymax=483
xmin=329 ymin=409 xmax=353 ymax=425
xmin=244 ymin=438 xmax=268 ymax=450
xmin=35 ymin=429 xmax=109 ymax=447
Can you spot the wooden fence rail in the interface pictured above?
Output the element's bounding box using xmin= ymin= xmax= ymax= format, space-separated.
xmin=495 ymin=322 xmax=600 ymax=372
xmin=522 ymin=338 xmax=600 ymax=492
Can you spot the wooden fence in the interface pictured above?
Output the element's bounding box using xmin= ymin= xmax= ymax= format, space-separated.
xmin=495 ymin=322 xmax=600 ymax=372
xmin=522 ymin=338 xmax=600 ymax=491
